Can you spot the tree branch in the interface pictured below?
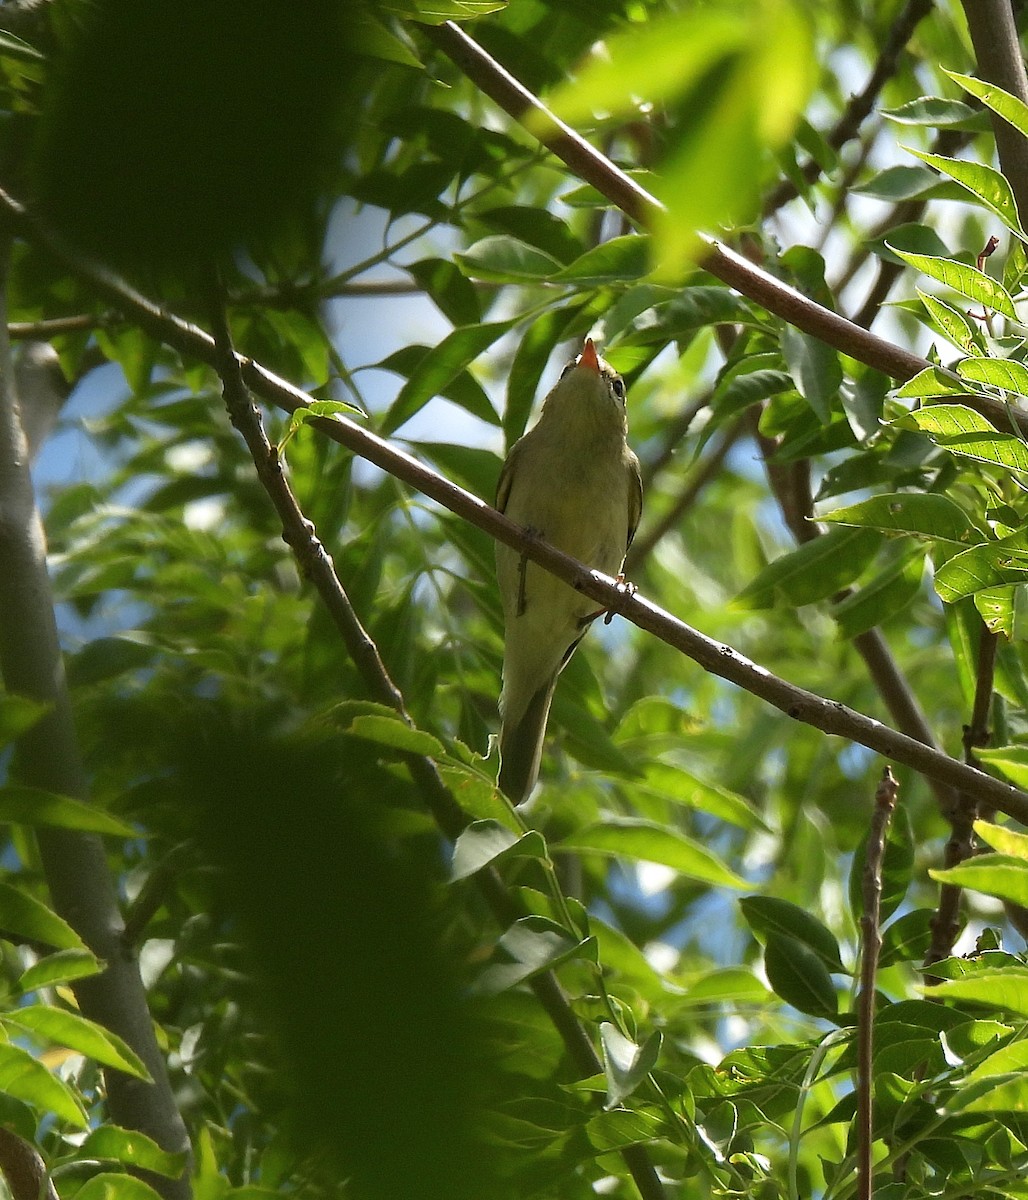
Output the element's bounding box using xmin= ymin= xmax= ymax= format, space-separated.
xmin=0 ymin=230 xmax=191 ymax=1197
xmin=421 ymin=21 xmax=941 ymax=387
xmin=0 ymin=197 xmax=1021 ymax=822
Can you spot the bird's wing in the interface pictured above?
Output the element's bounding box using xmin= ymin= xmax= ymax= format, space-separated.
xmin=495 ymin=437 xmax=524 ymax=513
xmin=625 ymin=453 xmax=643 ymax=550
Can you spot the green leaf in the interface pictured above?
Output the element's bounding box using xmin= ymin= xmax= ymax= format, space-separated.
xmin=976 ymin=747 xmax=1028 ymax=790
xmin=4 ymin=1006 xmax=150 ymax=1079
xmin=907 ymin=149 xmax=1027 ymax=240
xmin=66 ymin=636 xmax=159 ymax=688
xmin=638 ymin=762 xmax=768 ymax=831
xmin=80 ymin=1127 xmax=187 ymax=1178
xmin=0 ymin=1041 xmax=87 ymax=1127
xmin=549 ymin=236 xmax=650 ymax=286
xmin=544 ymin=8 xmax=750 ymax=125
xmin=957 ymin=355 xmax=1028 ymax=399
xmin=378 ymin=0 xmax=505 ymax=21
xmin=73 ymin=1175 xmax=166 ymax=1200
xmin=893 ymin=366 xmax=966 ymax=399
xmin=781 ymin=325 xmax=842 ymax=424
xmin=599 ymin=1023 xmax=662 ymax=1109
xmin=917 ymin=288 xmax=976 ymax=351
xmin=856 ymin=164 xmax=941 ymax=202
xmin=475 ymin=916 xmax=594 ymax=994
xmin=934 ymin=531 xmax=1028 ymax=603
xmin=17 ymin=948 xmax=102 ymax=993
xmin=849 ymin=806 xmax=913 ymax=925
xmin=450 ymin=821 xmax=546 ymax=881
xmin=285 ymin=399 xmax=366 ymax=437
xmin=504 ymin=306 xmax=584 ymax=444
xmin=763 ymin=933 xmax=837 ymax=1018
xmin=926 ymin=969 xmax=1028 ymax=1017
xmin=0 ymin=694 xmax=48 ymax=748
xmin=820 ymin=492 xmax=982 ymax=544
xmin=831 ymin=548 xmax=925 ymax=639
xmin=883 ymin=96 xmax=983 ymax=127
xmin=878 ymin=909 xmax=934 ymax=967
xmin=379 ymin=320 xmax=514 ymax=434
xmin=351 ymin=10 xmax=423 ymax=68
xmin=558 ymin=817 xmax=747 ymax=889
xmin=897 ymin=404 xmax=1028 ymax=474
xmin=0 ymin=881 xmax=86 ymax=951
xmin=931 ymin=854 xmax=1028 ymax=907
xmin=407 ymin=258 xmax=482 ymax=327
xmin=975 ymin=818 xmax=1028 ymax=860
xmin=887 ymin=246 xmax=1017 ymax=319
xmin=415 ymin=442 xmax=502 ymax=500
xmin=455 ymin=236 xmax=561 ymax=284
xmin=0 ymin=31 xmax=44 ymax=61
xmin=947 ymin=70 xmax=1028 ymax=141
xmin=374 ymin=343 xmax=499 ymax=430
xmin=0 ymin=785 xmax=137 ymax=836
xmin=973 ymin=582 xmax=1028 ymax=638
xmin=344 ymin=714 xmax=444 ymax=757
xmin=585 ymin=1108 xmax=665 ymax=1152
xmin=740 ymin=895 xmax=845 ymax=971
xmin=736 ymin=527 xmax=881 ymax=609
xmin=710 ymin=363 xmax=794 ymax=420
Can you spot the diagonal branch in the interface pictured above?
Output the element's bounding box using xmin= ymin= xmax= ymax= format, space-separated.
xmin=420 ymin=21 xmax=936 ymax=386
xmin=2 ymin=191 xmax=1025 ymax=821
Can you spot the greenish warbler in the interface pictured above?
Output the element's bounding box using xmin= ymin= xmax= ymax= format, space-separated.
xmin=496 ymin=338 xmax=643 ymax=804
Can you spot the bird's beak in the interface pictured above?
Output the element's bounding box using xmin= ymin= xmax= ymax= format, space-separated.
xmin=578 ymin=338 xmax=600 ymax=374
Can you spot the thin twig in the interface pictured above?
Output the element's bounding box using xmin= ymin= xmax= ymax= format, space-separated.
xmin=857 ymin=766 xmax=899 ymax=1200
xmin=8 ymin=314 xmax=103 ymax=338
xmin=206 ymin=291 xmax=668 ymax=1200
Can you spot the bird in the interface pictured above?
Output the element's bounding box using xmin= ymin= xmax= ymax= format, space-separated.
xmin=495 ymin=338 xmax=643 ymax=804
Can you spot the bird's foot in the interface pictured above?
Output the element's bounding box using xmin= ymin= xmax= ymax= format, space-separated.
xmin=578 ymin=575 xmax=637 ymax=628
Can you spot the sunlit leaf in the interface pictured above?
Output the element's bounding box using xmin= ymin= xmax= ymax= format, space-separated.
xmin=931 ymin=854 xmax=1028 ymax=907
xmin=947 ymin=70 xmax=1028 ymax=141
xmin=0 ymin=1042 xmax=87 ymax=1127
xmin=3 ymin=1005 xmax=151 ymax=1080
xmin=907 ymin=149 xmax=1027 ymax=240
xmin=888 ymin=246 xmax=1017 ymax=318
xmin=820 ymin=493 xmax=982 ymax=543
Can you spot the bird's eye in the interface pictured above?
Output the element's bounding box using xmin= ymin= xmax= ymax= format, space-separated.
xmin=611 ymin=376 xmax=626 ymax=402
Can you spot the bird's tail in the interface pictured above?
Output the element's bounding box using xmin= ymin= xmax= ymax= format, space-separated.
xmin=498 ymin=675 xmax=558 ymax=805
